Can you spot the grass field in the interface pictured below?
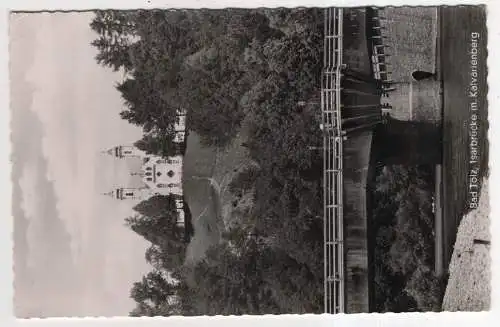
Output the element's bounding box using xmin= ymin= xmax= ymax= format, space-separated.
xmin=182 ymin=132 xmax=219 ymax=263
xmin=182 ymin=126 xmax=252 ymax=263
xmin=439 ymin=6 xmax=489 ymax=270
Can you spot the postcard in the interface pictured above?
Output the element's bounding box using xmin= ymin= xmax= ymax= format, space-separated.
xmin=9 ymin=4 xmax=489 ymax=317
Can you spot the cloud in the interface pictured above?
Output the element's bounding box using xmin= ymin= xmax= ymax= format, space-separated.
xmin=11 ymin=12 xmax=152 ymax=317
xmin=12 ymin=89 xmax=80 ymax=316
xmin=18 ymin=163 xmax=39 ymax=222
xmin=15 ymin=133 xmax=81 ymax=317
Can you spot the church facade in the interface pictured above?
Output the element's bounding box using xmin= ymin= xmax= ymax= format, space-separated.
xmin=102 ymin=110 xmax=187 ymax=227
xmin=103 ymin=146 xmax=183 ymax=197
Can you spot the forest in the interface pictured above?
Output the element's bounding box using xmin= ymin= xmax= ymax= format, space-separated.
xmin=369 ymin=164 xmax=445 ymax=312
xmin=91 ymin=8 xmax=442 ymax=315
xmin=91 ymin=8 xmax=325 ymax=315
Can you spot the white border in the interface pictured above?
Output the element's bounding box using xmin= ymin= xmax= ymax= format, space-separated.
xmin=0 ymin=0 xmax=496 ymax=10
xmin=0 ymin=1 xmax=498 ymax=327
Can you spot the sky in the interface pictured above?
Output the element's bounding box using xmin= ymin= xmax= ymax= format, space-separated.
xmin=10 ymin=12 xmax=153 ymax=317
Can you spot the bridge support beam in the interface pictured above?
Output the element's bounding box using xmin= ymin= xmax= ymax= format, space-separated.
xmin=343 ymin=88 xmax=381 ymax=97
xmin=342 ymin=104 xmax=382 ymax=110
xmin=342 ymin=113 xmax=382 ymax=125
xmin=343 ymin=121 xmax=382 ymax=136
xmin=342 ymin=68 xmax=380 ymax=84
xmin=341 ymin=72 xmax=384 ymax=99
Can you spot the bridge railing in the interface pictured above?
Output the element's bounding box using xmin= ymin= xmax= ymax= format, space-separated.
xmin=322 ymin=7 xmax=345 ymax=315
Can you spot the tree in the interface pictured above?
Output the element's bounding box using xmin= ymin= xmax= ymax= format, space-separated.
xmin=404 ymin=265 xmax=443 ymax=312
xmin=370 ymin=164 xmax=437 ymax=312
xmin=90 ymin=10 xmax=138 ymax=72
xmin=126 ymin=195 xmax=188 ymax=271
xmin=228 ymin=166 xmax=260 ymax=196
xmin=130 ymin=271 xmax=176 ymax=304
xmin=144 ymin=244 xmax=171 ymax=270
xmin=100 ymin=8 xmax=329 ymax=316
xmin=133 ymin=195 xmax=178 ymax=221
xmin=126 ymin=197 xmax=184 ymax=242
xmin=134 ymin=133 xmax=182 ymax=158
xmin=116 ymin=72 xmax=179 ymax=133
xmin=129 ymin=270 xmax=180 ymax=316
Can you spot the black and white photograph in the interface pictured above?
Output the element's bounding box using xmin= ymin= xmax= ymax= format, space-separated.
xmin=10 ymin=4 xmax=489 ymax=317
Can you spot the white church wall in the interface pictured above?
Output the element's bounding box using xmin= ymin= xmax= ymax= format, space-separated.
xmin=103 ymin=109 xmax=187 ymax=201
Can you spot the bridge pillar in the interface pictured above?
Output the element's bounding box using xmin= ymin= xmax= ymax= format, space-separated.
xmin=373 ymin=117 xmax=442 ymax=165
xmin=342 ymin=129 xmax=373 ymax=314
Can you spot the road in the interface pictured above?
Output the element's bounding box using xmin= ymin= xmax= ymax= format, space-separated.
xmin=439 ymin=6 xmax=488 ymax=272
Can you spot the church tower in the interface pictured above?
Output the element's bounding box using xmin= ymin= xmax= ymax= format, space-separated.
xmin=102 ymin=145 xmax=144 ymax=159
xmin=102 ymin=187 xmax=150 ymax=201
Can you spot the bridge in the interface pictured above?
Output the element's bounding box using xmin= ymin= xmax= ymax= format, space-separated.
xmin=322 ymin=7 xmax=394 ymax=314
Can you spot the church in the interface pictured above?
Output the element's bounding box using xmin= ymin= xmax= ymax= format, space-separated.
xmin=102 ymin=110 xmax=187 ymax=227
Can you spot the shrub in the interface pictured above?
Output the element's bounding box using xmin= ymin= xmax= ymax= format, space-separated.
xmin=228 ymin=166 xmax=260 ymax=195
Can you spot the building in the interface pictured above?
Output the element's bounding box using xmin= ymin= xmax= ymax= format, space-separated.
xmin=173 ymin=112 xmax=187 ymax=143
xmin=103 ymin=146 xmax=183 ymax=196
xmin=101 ymin=110 xmax=187 ymax=227
xmin=101 ymin=146 xmax=186 ymax=227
